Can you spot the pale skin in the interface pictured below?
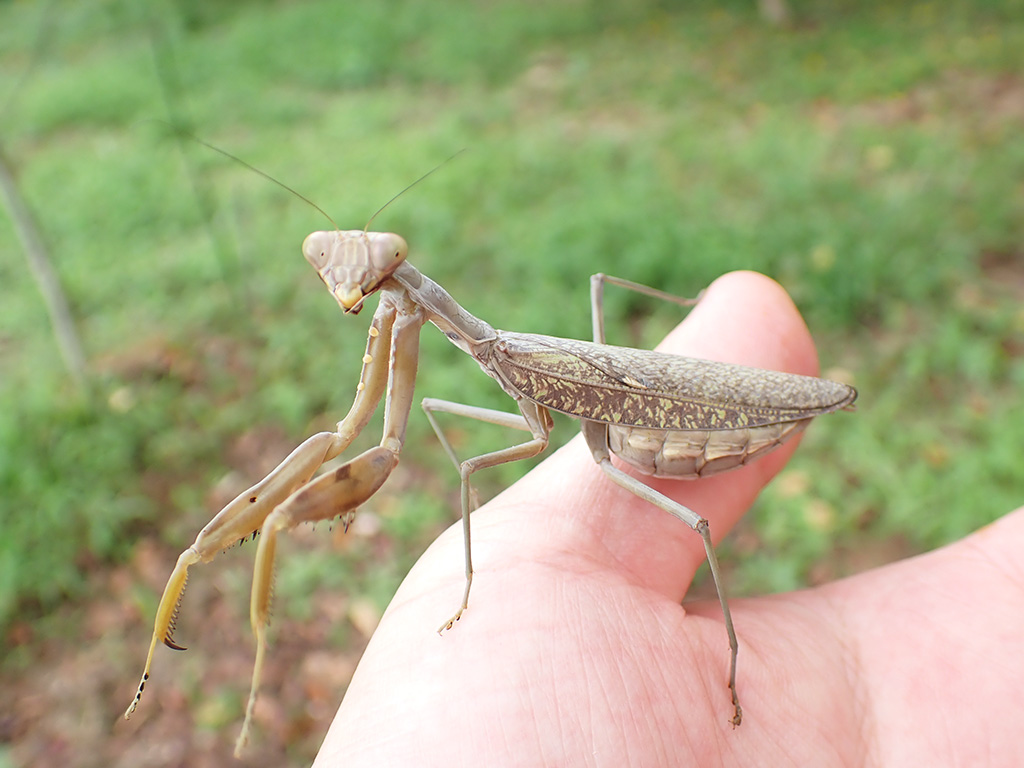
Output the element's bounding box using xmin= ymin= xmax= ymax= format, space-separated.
xmin=313 ymin=271 xmax=1024 ymax=767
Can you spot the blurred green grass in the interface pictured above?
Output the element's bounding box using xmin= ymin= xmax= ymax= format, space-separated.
xmin=1 ymin=0 xmax=1022 ymax=638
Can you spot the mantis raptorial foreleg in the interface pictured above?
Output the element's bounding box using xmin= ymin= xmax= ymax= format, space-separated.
xmin=122 ymin=430 xmax=346 ymax=720
xmin=235 ymin=443 xmax=398 ymax=754
xmin=126 ymin=291 xmax=430 ymax=756
xmin=124 ymin=302 xmax=396 ymax=720
xmin=233 ymin=304 xmax=425 ymax=755
xmin=421 ymin=397 xmax=553 ymax=631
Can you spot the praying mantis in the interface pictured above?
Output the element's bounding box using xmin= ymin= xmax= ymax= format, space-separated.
xmin=124 ymin=154 xmax=857 ymax=756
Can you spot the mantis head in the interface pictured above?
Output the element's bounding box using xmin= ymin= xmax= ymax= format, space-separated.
xmin=302 ymin=230 xmax=409 ymax=314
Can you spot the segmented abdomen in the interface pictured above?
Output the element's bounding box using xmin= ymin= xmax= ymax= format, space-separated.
xmin=608 ymin=420 xmax=810 ymax=479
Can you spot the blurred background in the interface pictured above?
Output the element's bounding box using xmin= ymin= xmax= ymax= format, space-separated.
xmin=1 ymin=0 xmax=1021 ymax=765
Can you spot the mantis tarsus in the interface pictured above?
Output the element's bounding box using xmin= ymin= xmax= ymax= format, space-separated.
xmin=124 ymin=158 xmax=857 ymax=756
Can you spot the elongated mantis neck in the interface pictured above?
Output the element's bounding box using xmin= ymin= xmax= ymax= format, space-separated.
xmin=393 ymin=262 xmax=496 ymax=349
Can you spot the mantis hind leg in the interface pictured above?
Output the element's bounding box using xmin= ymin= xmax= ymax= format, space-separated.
xmin=580 ymin=419 xmax=742 ymax=727
xmin=590 ymin=273 xmax=703 ymax=345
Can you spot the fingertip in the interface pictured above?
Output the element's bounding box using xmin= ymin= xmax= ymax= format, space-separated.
xmin=659 ymin=270 xmax=821 ymax=378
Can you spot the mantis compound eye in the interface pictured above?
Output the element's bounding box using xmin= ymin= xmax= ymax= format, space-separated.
xmin=302 ymin=231 xmax=333 ymax=270
xmin=367 ymin=232 xmax=408 ymax=272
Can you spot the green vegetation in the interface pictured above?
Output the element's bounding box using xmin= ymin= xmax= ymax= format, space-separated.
xmin=1 ymin=0 xmax=1022 ymax=757
xmin=3 ymin=0 xmax=1022 ymax=621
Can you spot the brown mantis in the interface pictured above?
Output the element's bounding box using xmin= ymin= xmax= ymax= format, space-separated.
xmin=124 ymin=157 xmax=857 ymax=756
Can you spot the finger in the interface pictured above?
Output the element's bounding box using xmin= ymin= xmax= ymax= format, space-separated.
xmin=487 ymin=270 xmax=825 ymax=598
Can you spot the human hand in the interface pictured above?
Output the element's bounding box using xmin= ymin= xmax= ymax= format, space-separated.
xmin=313 ymin=271 xmax=1024 ymax=767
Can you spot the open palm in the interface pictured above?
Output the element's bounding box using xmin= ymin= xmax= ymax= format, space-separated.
xmin=313 ymin=272 xmax=1024 ymax=767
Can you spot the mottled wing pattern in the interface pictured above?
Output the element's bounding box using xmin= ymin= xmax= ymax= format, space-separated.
xmin=490 ymin=332 xmax=856 ymax=431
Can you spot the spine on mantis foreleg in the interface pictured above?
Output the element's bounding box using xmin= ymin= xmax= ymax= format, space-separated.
xmin=123 ymin=548 xmax=201 ymax=719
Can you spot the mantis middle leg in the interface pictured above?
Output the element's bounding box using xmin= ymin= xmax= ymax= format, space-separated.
xmin=421 ymin=397 xmax=553 ymax=631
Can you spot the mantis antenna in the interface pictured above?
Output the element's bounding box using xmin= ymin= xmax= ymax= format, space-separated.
xmin=163 ymin=123 xmax=466 ymax=232
xmin=175 ymin=131 xmax=342 ymax=231
xmin=362 ymin=148 xmax=467 ymax=231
